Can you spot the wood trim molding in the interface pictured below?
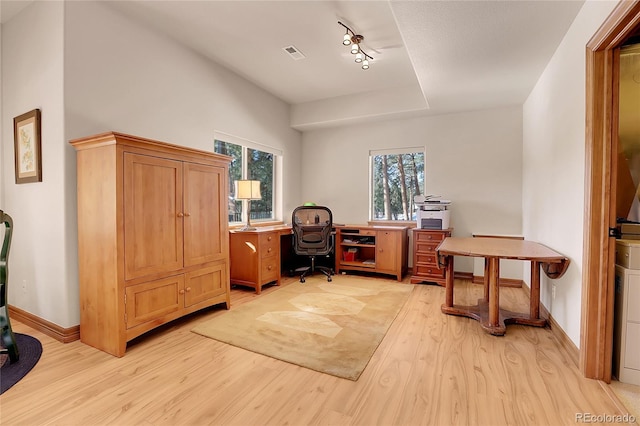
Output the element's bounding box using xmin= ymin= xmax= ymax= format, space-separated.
xmin=471 ymin=275 xmax=523 ymax=288
xmin=8 ymin=305 xmax=80 ymax=343
xmin=582 ymin=0 xmax=640 ymax=382
xmin=406 ymin=270 xmax=471 ymax=282
xmin=540 ymin=302 xmax=580 ymax=369
xmin=454 ymin=271 xmax=473 ymax=281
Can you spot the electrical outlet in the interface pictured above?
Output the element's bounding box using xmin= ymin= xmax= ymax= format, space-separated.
xmin=552 ymin=284 xmax=556 ymax=299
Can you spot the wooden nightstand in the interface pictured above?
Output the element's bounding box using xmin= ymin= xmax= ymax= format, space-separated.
xmin=410 ymin=228 xmax=453 ymax=286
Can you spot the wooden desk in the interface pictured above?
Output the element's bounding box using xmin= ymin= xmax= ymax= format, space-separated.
xmin=230 ymin=223 xmax=409 ymax=291
xmin=229 ymin=225 xmax=292 ymax=294
xmin=437 ymin=237 xmax=569 ymax=335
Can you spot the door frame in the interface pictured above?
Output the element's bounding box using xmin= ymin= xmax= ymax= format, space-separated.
xmin=581 ymin=0 xmax=640 ymax=381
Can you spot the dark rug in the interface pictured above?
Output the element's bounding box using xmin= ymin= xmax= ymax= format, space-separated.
xmin=0 ymin=333 xmax=43 ymax=394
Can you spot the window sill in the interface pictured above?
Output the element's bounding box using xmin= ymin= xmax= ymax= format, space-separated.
xmin=367 ymin=220 xmax=417 ymax=228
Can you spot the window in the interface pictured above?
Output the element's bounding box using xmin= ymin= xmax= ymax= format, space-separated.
xmin=370 ymin=148 xmax=425 ymax=221
xmin=214 ymin=134 xmax=278 ymax=225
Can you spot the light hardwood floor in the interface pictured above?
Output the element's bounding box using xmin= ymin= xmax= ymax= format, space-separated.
xmin=0 ymin=277 xmax=633 ymax=425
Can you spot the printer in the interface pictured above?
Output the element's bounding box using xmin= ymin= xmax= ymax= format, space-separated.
xmin=415 ymin=195 xmax=451 ymax=230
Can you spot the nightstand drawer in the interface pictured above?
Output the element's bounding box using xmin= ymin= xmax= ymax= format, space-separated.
xmin=414 ymin=265 xmax=446 ymax=278
xmin=415 ymin=253 xmax=438 ymax=265
xmin=415 ymin=231 xmax=447 ymax=243
xmin=415 ymin=242 xmax=440 ymax=255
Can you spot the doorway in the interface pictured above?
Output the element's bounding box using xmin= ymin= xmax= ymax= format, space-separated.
xmin=582 ymin=1 xmax=640 ymax=382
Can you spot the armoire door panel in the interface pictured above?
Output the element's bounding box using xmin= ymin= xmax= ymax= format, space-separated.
xmin=183 ymin=163 xmax=225 ymax=266
xmin=125 ymin=275 xmax=184 ymax=329
xmin=376 ymin=231 xmax=398 ymax=272
xmin=184 ymin=264 xmax=226 ymax=307
xmin=124 ymin=153 xmax=184 ymax=280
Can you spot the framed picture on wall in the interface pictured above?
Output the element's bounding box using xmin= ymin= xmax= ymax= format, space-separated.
xmin=13 ymin=108 xmax=42 ymax=184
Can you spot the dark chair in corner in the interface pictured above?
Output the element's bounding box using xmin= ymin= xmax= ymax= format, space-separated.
xmin=0 ymin=210 xmax=19 ymax=363
xmin=292 ymin=205 xmax=333 ymax=283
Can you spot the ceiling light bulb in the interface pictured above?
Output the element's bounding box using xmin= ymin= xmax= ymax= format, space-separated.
xmin=343 ymin=33 xmax=351 ymax=46
xmin=355 ymin=53 xmax=363 ymax=63
xmin=362 ymin=60 xmax=369 ymax=70
xmin=351 ymin=43 xmax=359 ymax=54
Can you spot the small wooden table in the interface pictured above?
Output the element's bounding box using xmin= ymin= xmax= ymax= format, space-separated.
xmin=437 ymin=237 xmax=569 ymax=335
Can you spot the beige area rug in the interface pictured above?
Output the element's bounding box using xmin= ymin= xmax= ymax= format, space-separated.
xmin=192 ymin=275 xmax=413 ymax=380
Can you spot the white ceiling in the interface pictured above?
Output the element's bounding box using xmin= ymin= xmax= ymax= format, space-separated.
xmin=0 ymin=0 xmax=31 ymax=24
xmin=2 ymin=0 xmax=586 ymax=119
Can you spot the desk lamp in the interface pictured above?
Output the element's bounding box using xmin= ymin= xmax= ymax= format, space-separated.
xmin=235 ymin=180 xmax=261 ymax=231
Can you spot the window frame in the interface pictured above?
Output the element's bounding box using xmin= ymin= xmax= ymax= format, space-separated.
xmin=369 ymin=146 xmax=426 ymax=222
xmin=214 ymin=131 xmax=282 ymax=226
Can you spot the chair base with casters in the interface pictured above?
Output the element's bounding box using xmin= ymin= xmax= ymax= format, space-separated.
xmin=295 ymin=255 xmax=333 ymax=283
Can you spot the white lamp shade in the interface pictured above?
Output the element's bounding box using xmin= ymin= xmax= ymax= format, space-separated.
xmin=361 ymin=59 xmax=369 ymax=70
xmin=235 ymin=180 xmax=262 ymax=200
xmin=343 ymin=33 xmax=351 ymax=45
xmin=351 ymin=43 xmax=359 ymax=54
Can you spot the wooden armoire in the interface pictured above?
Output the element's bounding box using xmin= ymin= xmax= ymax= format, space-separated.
xmin=70 ymin=132 xmax=231 ymax=357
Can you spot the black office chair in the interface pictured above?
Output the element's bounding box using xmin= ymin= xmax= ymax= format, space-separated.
xmin=292 ymin=206 xmax=333 ymax=283
xmin=0 ymin=210 xmax=19 ymax=363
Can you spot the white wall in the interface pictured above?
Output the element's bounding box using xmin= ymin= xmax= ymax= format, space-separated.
xmin=0 ymin=1 xmax=302 ymax=328
xmin=1 ymin=0 xmax=621 ymax=342
xmin=64 ymin=1 xmax=302 ymax=219
xmin=523 ymin=0 xmax=618 ymax=346
xmin=291 ymin=86 xmax=428 ymax=131
xmin=1 ymin=2 xmax=72 ymax=326
xmin=302 ymin=106 xmax=523 ymax=273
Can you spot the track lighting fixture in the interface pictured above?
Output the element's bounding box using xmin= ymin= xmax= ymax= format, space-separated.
xmin=343 ymin=31 xmax=351 ymax=46
xmin=338 ymin=21 xmax=373 ymax=70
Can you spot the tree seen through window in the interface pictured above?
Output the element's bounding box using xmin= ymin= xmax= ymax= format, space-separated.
xmin=371 ymin=151 xmax=424 ymax=220
xmin=214 ymin=140 xmax=274 ymax=223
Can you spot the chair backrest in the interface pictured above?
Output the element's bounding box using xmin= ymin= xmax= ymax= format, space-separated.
xmin=1 ymin=210 xmax=13 ymax=306
xmin=292 ymin=206 xmax=333 ymax=256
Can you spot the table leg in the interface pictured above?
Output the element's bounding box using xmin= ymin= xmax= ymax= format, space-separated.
xmin=530 ymin=260 xmax=541 ymax=320
xmin=444 ymin=255 xmax=454 ymax=308
xmin=483 ymin=258 xmax=490 ymax=302
xmin=488 ymin=257 xmax=500 ymax=327
xmin=440 ymin=247 xmax=549 ymax=335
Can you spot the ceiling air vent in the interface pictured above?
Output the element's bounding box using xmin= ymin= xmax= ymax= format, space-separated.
xmin=282 ymin=45 xmax=306 ymax=61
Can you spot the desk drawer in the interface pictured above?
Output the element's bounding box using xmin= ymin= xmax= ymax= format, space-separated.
xmin=342 ymin=229 xmax=376 ymax=237
xmin=260 ymin=233 xmax=279 ymax=258
xmin=616 ymin=240 xmax=640 ymax=270
xmin=261 ymin=259 xmax=279 ymax=282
